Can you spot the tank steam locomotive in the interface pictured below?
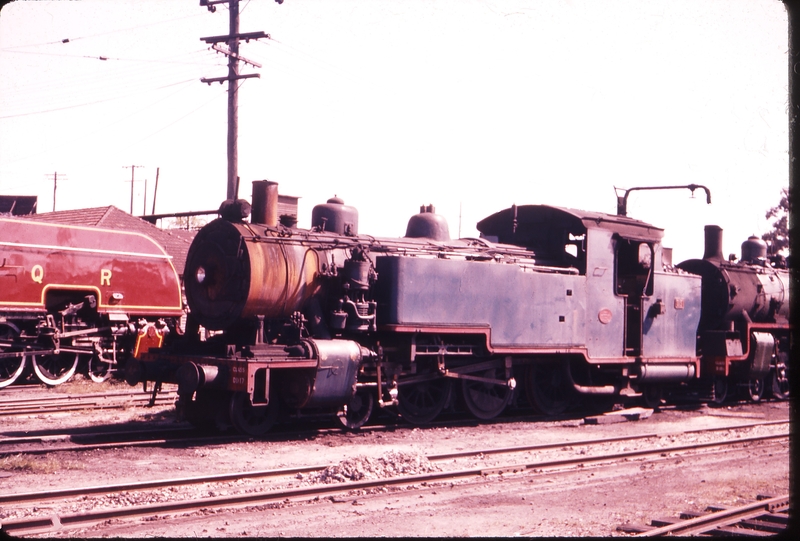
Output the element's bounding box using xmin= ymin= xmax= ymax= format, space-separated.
xmin=0 ymin=218 xmax=184 ymax=387
xmin=127 ymin=181 xmax=789 ymax=435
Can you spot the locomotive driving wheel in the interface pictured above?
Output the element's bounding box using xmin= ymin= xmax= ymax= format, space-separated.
xmin=31 ymin=352 xmax=79 ymax=386
xmin=461 ymin=367 xmax=514 ymax=420
xmin=640 ymin=385 xmax=664 ymax=409
xmin=88 ymin=351 xmax=113 ymax=383
xmin=337 ymin=388 xmax=374 ymax=430
xmin=397 ymin=377 xmax=453 ymax=425
xmin=0 ymin=324 xmax=26 ymax=389
xmin=771 ymin=354 xmax=789 ymax=399
xmin=711 ymin=376 xmax=728 ymax=405
xmin=525 ymin=360 xmax=571 ymax=416
xmin=746 ymin=377 xmax=765 ymax=402
xmin=229 ymin=391 xmax=279 ymax=436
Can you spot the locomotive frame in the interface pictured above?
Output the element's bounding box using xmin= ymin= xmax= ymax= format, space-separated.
xmin=126 ymin=182 xmax=789 ymax=435
xmin=0 ymin=218 xmax=184 ymax=387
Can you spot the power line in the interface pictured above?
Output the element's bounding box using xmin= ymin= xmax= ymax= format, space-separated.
xmin=0 ymin=78 xmax=197 ymax=119
xmin=0 ymin=12 xmax=206 ymax=51
xmin=0 ymin=82 xmax=225 ymax=166
xmin=1 ymin=49 xmax=219 ymax=113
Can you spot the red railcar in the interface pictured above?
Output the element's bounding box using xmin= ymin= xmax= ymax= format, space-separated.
xmin=0 ymin=218 xmax=183 ymax=387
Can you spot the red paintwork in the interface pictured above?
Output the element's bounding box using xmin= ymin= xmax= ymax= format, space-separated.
xmin=0 ymin=218 xmax=183 ymax=317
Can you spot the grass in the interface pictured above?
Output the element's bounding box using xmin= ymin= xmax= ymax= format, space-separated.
xmin=0 ymin=454 xmax=86 ymax=474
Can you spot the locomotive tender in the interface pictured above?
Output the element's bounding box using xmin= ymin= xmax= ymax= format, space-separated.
xmin=128 ymin=181 xmax=789 ymax=435
xmin=0 ymin=218 xmax=184 ymax=387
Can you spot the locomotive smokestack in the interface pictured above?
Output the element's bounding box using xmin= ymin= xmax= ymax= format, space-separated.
xmin=703 ymin=225 xmax=724 ymax=261
xmin=251 ymin=180 xmax=279 ymax=226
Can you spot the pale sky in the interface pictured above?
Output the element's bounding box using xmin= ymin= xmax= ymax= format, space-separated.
xmin=0 ymin=0 xmax=790 ymax=263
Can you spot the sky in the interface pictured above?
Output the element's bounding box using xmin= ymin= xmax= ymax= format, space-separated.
xmin=0 ymin=0 xmax=790 ymax=263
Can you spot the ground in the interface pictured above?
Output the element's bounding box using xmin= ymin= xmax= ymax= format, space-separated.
xmin=0 ymin=378 xmax=792 ymax=537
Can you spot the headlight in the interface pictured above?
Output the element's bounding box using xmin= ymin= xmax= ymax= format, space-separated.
xmin=196 ymin=266 xmax=206 ymax=284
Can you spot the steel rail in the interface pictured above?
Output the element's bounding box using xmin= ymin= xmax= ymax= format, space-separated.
xmin=0 ymin=431 xmax=788 ymax=536
xmin=427 ymin=418 xmax=789 ymax=461
xmin=0 ymin=432 xmax=244 ymax=458
xmin=637 ymin=494 xmax=790 ymax=536
xmin=0 ymin=388 xmax=177 ymax=405
xmin=0 ymin=391 xmax=177 ymax=417
xmin=0 ymin=396 xmax=175 ymax=416
xmin=0 ymin=417 xmax=788 ymax=459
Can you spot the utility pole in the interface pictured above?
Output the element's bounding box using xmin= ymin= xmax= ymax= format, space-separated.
xmin=200 ymin=0 xmax=278 ymax=201
xmin=122 ymin=165 xmax=144 ymax=214
xmin=151 ymin=167 xmax=160 ymax=215
xmin=44 ymin=172 xmax=66 ymax=211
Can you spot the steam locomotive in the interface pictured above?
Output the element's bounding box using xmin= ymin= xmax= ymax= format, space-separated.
xmin=0 ymin=218 xmax=184 ymax=387
xmin=127 ymin=181 xmax=789 ymax=435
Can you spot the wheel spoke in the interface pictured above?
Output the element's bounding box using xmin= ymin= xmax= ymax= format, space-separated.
xmin=525 ymin=361 xmax=571 ymax=416
xmin=337 ymin=389 xmax=374 ymax=429
xmin=31 ymin=353 xmax=79 ymax=386
xmin=397 ymin=378 xmax=452 ymax=425
xmin=0 ymin=325 xmax=27 ymax=388
xmin=461 ymin=368 xmax=513 ymax=420
xmin=711 ymin=376 xmax=728 ymax=404
xmin=747 ymin=377 xmax=764 ymax=402
xmin=229 ymin=391 xmax=278 ymax=436
xmin=88 ymin=353 xmax=113 ymax=383
xmin=771 ymin=364 xmax=789 ymax=400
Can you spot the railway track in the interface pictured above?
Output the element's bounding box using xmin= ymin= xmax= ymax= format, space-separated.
xmin=0 ymin=402 xmax=788 ymax=456
xmin=0 ymin=421 xmax=789 ymax=536
xmin=0 ymin=388 xmax=177 ymax=416
xmin=619 ymin=494 xmax=790 ymax=536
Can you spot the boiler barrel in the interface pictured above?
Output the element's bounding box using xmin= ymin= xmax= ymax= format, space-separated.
xmin=184 ymin=219 xmax=321 ymax=330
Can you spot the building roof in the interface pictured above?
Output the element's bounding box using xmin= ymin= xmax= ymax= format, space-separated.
xmin=23 ymin=206 xmax=197 ymax=276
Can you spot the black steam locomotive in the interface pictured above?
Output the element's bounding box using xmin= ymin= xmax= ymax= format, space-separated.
xmin=127 ymin=182 xmax=789 ymax=435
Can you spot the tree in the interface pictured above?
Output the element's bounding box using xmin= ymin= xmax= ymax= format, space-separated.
xmin=762 ymin=187 xmax=790 ymax=256
xmin=164 ymin=215 xmax=208 ymax=230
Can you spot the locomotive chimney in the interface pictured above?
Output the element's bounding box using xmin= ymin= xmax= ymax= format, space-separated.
xmin=251 ymin=180 xmax=279 ymax=226
xmin=703 ymin=225 xmax=724 ymax=261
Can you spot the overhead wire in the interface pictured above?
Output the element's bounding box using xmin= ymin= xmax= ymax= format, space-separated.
xmin=260 ymin=37 xmax=360 ymax=82
xmin=124 ymin=83 xmax=230 ymax=148
xmin=0 ymin=78 xmax=198 ymax=119
xmin=0 ymin=11 xmax=207 ymax=51
xmin=1 ymin=49 xmax=223 ymax=117
xmin=1 ymin=80 xmax=227 ymax=165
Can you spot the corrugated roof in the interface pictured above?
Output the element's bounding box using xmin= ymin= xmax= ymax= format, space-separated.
xmin=23 ymin=206 xmax=196 ymax=276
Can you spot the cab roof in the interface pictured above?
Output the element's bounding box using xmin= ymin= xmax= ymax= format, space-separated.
xmin=477 ymin=204 xmax=664 ymax=245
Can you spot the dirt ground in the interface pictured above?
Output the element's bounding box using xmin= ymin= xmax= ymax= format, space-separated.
xmin=0 ymin=378 xmax=792 ymax=538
